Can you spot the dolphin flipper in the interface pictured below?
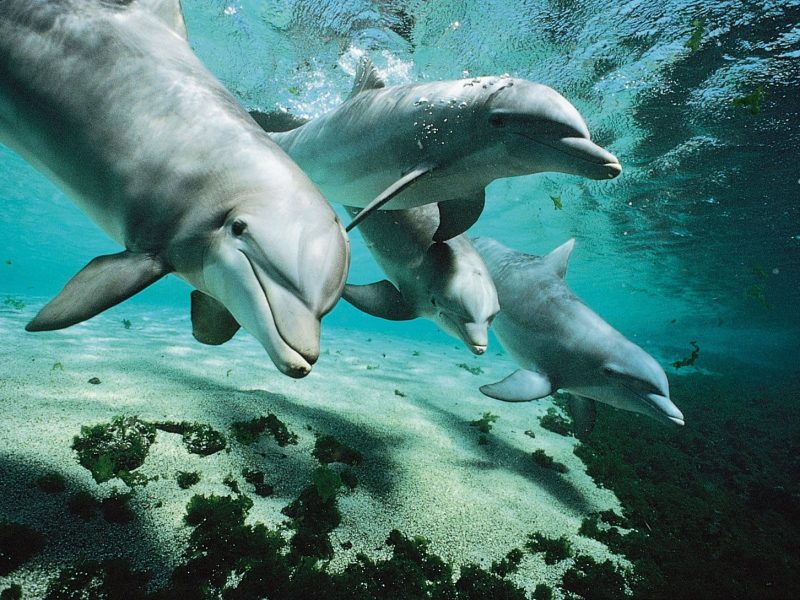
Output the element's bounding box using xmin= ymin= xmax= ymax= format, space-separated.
xmin=346 ymin=164 xmax=433 ymax=232
xmin=26 ymin=251 xmax=170 ymax=331
xmin=342 ymin=281 xmax=417 ymax=321
xmin=479 ymin=369 xmax=553 ymax=402
xmin=190 ymin=290 xmax=241 ymax=345
xmin=249 ymin=110 xmax=309 ymax=133
xmin=434 ymin=192 xmax=486 ymax=242
xmin=567 ymin=395 xmax=597 ymax=439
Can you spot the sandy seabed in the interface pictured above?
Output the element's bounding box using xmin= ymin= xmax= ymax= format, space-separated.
xmin=0 ymin=302 xmax=623 ymax=597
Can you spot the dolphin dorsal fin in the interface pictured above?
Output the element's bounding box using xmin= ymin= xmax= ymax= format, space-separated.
xmin=138 ymin=0 xmax=188 ymax=39
xmin=347 ymin=58 xmax=385 ymax=100
xmin=543 ymin=238 xmax=575 ymax=278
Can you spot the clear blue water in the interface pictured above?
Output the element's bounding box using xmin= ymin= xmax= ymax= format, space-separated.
xmin=2 ymin=0 xmax=798 ymax=375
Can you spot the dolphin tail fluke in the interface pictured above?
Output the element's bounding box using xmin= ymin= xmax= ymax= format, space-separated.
xmin=190 ymin=290 xmax=241 ymax=345
xmin=479 ymin=369 xmax=553 ymax=402
xmin=342 ymin=281 xmax=417 ymax=321
xmin=433 ymin=192 xmax=485 ymax=242
xmin=346 ymin=164 xmax=433 ymax=232
xmin=566 ymin=395 xmax=597 ymax=439
xmin=26 ymin=251 xmax=170 ymax=332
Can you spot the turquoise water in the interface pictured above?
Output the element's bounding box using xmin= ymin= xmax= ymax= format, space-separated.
xmin=2 ymin=0 xmax=799 ymax=372
xmin=1 ymin=1 xmax=800 ymax=598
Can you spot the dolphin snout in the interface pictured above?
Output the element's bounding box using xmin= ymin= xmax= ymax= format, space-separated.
xmin=647 ymin=392 xmax=685 ymax=426
xmin=550 ymin=136 xmax=622 ymax=180
xmin=284 ymin=362 xmax=312 ymax=379
xmin=462 ymin=321 xmax=489 ymax=355
xmin=257 ymin=274 xmax=322 ymax=367
xmin=263 ymin=215 xmax=348 ymax=372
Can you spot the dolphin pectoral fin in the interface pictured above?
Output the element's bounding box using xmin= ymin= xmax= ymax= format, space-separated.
xmin=342 ymin=281 xmax=417 ymax=321
xmin=346 ymin=164 xmax=433 ymax=232
xmin=433 ymin=192 xmax=486 ymax=242
xmin=248 ymin=110 xmax=310 ymax=133
xmin=479 ymin=369 xmax=553 ymax=402
xmin=190 ymin=290 xmax=241 ymax=345
xmin=26 ymin=251 xmax=170 ymax=332
xmin=567 ymin=395 xmax=597 ymax=439
xmin=139 ymin=0 xmax=188 ymax=39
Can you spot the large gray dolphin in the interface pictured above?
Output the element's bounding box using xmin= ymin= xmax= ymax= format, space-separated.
xmin=254 ymin=60 xmax=622 ymax=242
xmin=472 ymin=237 xmax=684 ymax=429
xmin=342 ymin=204 xmax=499 ymax=354
xmin=0 ymin=0 xmax=349 ymax=378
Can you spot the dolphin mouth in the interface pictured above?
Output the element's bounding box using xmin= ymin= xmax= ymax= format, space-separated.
xmin=439 ymin=312 xmax=488 ymax=355
xmin=645 ymin=392 xmax=685 ymax=426
xmin=523 ymin=134 xmax=622 ymax=179
xmin=241 ymin=252 xmax=316 ymax=378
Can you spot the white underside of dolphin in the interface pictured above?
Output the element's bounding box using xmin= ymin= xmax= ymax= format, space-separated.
xmin=0 ymin=0 xmax=349 ymax=377
xmin=472 ymin=237 xmax=685 ymax=431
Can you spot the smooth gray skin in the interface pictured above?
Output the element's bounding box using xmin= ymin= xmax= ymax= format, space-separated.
xmin=268 ymin=61 xmax=621 ymax=241
xmin=473 ymin=237 xmax=685 ymax=427
xmin=0 ymin=0 xmax=349 ymax=378
xmin=342 ymin=204 xmax=499 ymax=355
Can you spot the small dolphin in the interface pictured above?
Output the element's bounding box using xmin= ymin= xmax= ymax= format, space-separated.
xmin=342 ymin=204 xmax=499 ymax=354
xmin=0 ymin=0 xmax=349 ymax=377
xmin=254 ymin=60 xmax=622 ymax=241
xmin=472 ymin=237 xmax=684 ymax=429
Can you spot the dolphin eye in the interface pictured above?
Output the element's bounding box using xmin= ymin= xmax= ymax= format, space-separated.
xmin=489 ymin=114 xmax=506 ymax=128
xmin=430 ymin=297 xmax=437 ymax=306
xmin=231 ymin=220 xmax=247 ymax=236
xmin=602 ymin=367 xmax=617 ymax=377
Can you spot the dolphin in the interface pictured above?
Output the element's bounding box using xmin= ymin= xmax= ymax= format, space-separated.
xmin=342 ymin=204 xmax=499 ymax=354
xmin=253 ymin=59 xmax=622 ymax=242
xmin=472 ymin=237 xmax=684 ymax=430
xmin=0 ymin=0 xmax=349 ymax=378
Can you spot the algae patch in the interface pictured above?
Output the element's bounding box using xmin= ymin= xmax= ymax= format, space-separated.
xmin=231 ymin=413 xmax=299 ymax=447
xmin=155 ymin=421 xmax=227 ymax=456
xmin=72 ymin=416 xmax=156 ymax=484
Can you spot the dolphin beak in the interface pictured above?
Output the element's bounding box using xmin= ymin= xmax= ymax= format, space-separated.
xmin=545 ymin=136 xmax=622 ymax=180
xmin=247 ymin=256 xmax=323 ymax=372
xmin=204 ymin=249 xmax=316 ymax=379
xmin=259 ymin=275 xmax=322 ymax=365
xmin=461 ymin=321 xmax=489 ymax=355
xmin=237 ymin=214 xmax=347 ymax=378
xmin=646 ymin=392 xmax=685 ymax=426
